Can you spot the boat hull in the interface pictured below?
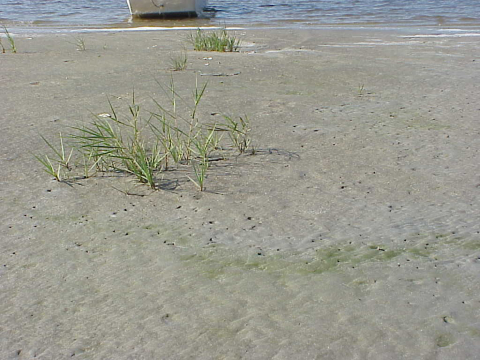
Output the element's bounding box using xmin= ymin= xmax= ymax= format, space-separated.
xmin=126 ymin=0 xmax=207 ymax=18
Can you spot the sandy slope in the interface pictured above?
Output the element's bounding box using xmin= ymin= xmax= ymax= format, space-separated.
xmin=1 ymin=28 xmax=479 ymax=359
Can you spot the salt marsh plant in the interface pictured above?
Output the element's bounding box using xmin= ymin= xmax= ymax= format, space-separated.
xmin=71 ymin=94 xmax=164 ymax=189
xmin=189 ymin=158 xmax=209 ymax=191
xmin=169 ymin=51 xmax=188 ymax=71
xmin=2 ymin=25 xmax=17 ymax=53
xmin=36 ymin=79 xmax=254 ymax=191
xmin=35 ymin=154 xmax=63 ymax=182
xmin=149 ymin=78 xmax=208 ymax=166
xmin=35 ymin=133 xmax=73 ymax=181
xmin=68 ymin=36 xmax=86 ymax=51
xmin=357 ymin=83 xmax=366 ymax=97
xmin=189 ymin=28 xmax=240 ymax=52
xmin=75 ymin=36 xmax=87 ymax=51
xmin=80 ymin=148 xmax=103 ymax=179
xmin=187 ymin=125 xmax=217 ymax=191
xmin=221 ymin=115 xmax=251 ymax=153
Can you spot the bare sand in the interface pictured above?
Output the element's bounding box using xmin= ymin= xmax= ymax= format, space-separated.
xmin=1 ymin=28 xmax=480 ymax=359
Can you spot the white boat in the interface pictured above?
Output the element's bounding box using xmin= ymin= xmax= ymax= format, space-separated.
xmin=126 ymin=0 xmax=207 ymax=18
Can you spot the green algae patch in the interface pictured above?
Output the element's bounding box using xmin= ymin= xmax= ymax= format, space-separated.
xmin=175 ymin=230 xmax=479 ymax=280
xmin=176 ymin=243 xmax=407 ymax=280
xmin=404 ymin=116 xmax=451 ymax=131
xmin=179 ymin=247 xmax=308 ymax=279
xmin=435 ymin=333 xmax=455 ymax=347
xmin=179 ymin=247 xmax=288 ymax=278
xmin=407 ymin=247 xmax=431 ymax=258
xmin=467 ymin=327 xmax=480 ymax=338
xmin=316 ymin=245 xmax=402 ymax=268
xmin=462 ymin=240 xmax=480 ymax=251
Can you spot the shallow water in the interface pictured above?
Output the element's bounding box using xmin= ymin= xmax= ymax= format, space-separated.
xmin=1 ymin=0 xmax=480 ymax=31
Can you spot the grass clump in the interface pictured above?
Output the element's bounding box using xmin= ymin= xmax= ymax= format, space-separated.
xmin=189 ymin=28 xmax=240 ymax=52
xmin=35 ymin=133 xmax=73 ymax=181
xmin=1 ymin=25 xmax=17 ymax=53
xmin=187 ymin=125 xmax=217 ymax=191
xmin=221 ymin=115 xmax=251 ymax=153
xmin=169 ymin=51 xmax=188 ymax=71
xmin=71 ymin=94 xmax=164 ymax=188
xmin=71 ymin=36 xmax=87 ymax=51
xmin=76 ymin=37 xmax=86 ymax=51
xmin=36 ymin=79 xmax=254 ymax=191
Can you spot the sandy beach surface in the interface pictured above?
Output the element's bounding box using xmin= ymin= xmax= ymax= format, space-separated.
xmin=1 ymin=27 xmax=480 ymax=359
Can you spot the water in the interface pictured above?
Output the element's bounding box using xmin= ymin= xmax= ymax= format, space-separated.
xmin=1 ymin=0 xmax=480 ymax=32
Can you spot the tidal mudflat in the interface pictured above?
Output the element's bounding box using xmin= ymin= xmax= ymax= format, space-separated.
xmin=1 ymin=28 xmax=479 ymax=359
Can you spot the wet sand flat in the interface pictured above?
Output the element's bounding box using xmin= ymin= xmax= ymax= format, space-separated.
xmin=1 ymin=28 xmax=480 ymax=359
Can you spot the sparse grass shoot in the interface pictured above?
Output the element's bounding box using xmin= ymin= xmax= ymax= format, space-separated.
xmin=80 ymin=148 xmax=103 ymax=179
xmin=2 ymin=25 xmax=17 ymax=53
xmin=35 ymin=133 xmax=73 ymax=181
xmin=221 ymin=115 xmax=251 ymax=153
xmin=189 ymin=28 xmax=240 ymax=52
xmin=169 ymin=51 xmax=188 ymax=71
xmin=35 ymin=154 xmax=63 ymax=182
xmin=357 ymin=83 xmax=365 ymax=97
xmin=187 ymin=125 xmax=217 ymax=191
xmin=70 ymin=36 xmax=87 ymax=51
xmin=189 ymin=158 xmax=209 ymax=191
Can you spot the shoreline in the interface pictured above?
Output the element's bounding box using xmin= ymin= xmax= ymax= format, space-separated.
xmin=1 ymin=28 xmax=479 ymax=359
xmin=3 ymin=17 xmax=480 ymax=37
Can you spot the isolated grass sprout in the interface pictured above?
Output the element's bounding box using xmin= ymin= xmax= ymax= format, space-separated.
xmin=68 ymin=36 xmax=86 ymax=51
xmin=189 ymin=28 xmax=240 ymax=52
xmin=169 ymin=51 xmax=188 ymax=71
xmin=75 ymin=37 xmax=87 ymax=51
xmin=189 ymin=159 xmax=209 ymax=191
xmin=357 ymin=83 xmax=365 ymax=97
xmin=36 ymin=79 xmax=255 ymax=191
xmin=187 ymin=125 xmax=217 ymax=191
xmin=35 ymin=154 xmax=63 ymax=181
xmin=2 ymin=25 xmax=17 ymax=53
xmin=35 ymin=133 xmax=73 ymax=181
xmin=221 ymin=115 xmax=251 ymax=153
xmin=81 ymin=148 xmax=103 ymax=179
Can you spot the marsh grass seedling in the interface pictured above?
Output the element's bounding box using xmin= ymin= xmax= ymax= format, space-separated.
xmin=123 ymin=140 xmax=164 ymax=188
xmin=35 ymin=154 xmax=63 ymax=181
xmin=41 ymin=133 xmax=73 ymax=170
xmin=169 ymin=51 xmax=188 ymax=71
xmin=69 ymin=36 xmax=86 ymax=51
xmin=71 ymin=94 xmax=164 ymax=189
xmin=357 ymin=83 xmax=366 ymax=97
xmin=149 ymin=77 xmax=208 ymax=166
xmin=2 ymin=25 xmax=17 ymax=53
xmin=35 ymin=133 xmax=73 ymax=181
xmin=221 ymin=115 xmax=251 ymax=153
xmin=187 ymin=125 xmax=217 ymax=191
xmin=76 ymin=37 xmax=86 ymax=51
xmin=80 ymin=148 xmax=103 ymax=179
xmin=37 ymin=78 xmax=255 ymax=192
xmin=189 ymin=28 xmax=240 ymax=52
xmin=189 ymin=158 xmax=209 ymax=191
